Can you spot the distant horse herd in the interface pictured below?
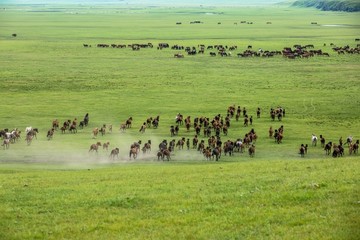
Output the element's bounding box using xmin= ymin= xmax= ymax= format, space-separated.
xmin=83 ymin=40 xmax=360 ymax=59
xmin=1 ymin=104 xmax=358 ymax=162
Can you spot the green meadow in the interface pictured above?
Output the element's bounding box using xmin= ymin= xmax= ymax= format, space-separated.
xmin=0 ymin=4 xmax=359 ymax=239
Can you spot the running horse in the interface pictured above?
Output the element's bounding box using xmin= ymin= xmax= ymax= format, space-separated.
xmin=129 ymin=147 xmax=138 ymax=159
xmin=109 ymin=148 xmax=120 ymax=160
xmin=311 ymin=134 xmax=318 ymax=146
xmin=248 ymin=144 xmax=256 ymax=157
xmin=89 ymin=142 xmax=102 ymax=153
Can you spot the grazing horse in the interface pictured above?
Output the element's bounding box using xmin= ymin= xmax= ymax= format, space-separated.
xmin=248 ymin=144 xmax=255 ymax=157
xmin=109 ymin=148 xmax=120 ymax=160
xmin=89 ymin=142 xmax=102 ymax=153
xmin=311 ymin=134 xmax=318 ymax=146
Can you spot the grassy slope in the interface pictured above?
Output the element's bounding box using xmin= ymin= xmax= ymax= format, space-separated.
xmin=0 ymin=159 xmax=359 ymax=239
xmin=0 ymin=5 xmax=359 ymax=239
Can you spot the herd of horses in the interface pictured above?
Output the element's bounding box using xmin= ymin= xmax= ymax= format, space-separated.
xmin=84 ymin=104 xmax=355 ymax=161
xmin=83 ymin=41 xmax=360 ymax=59
xmin=1 ymin=105 xmax=358 ymax=162
xmin=304 ymin=134 xmax=359 ymax=158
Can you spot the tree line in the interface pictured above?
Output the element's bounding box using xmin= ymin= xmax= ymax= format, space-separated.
xmin=292 ymin=0 xmax=360 ymax=12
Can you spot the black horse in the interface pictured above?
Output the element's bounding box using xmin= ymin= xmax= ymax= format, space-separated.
xmin=83 ymin=113 xmax=89 ymax=127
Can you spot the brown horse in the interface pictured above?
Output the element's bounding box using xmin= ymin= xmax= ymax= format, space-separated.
xmin=47 ymin=128 xmax=55 ymax=140
xmin=142 ymin=141 xmax=151 ymax=154
xmin=103 ymin=142 xmax=110 ymax=151
xmin=157 ymin=150 xmax=164 ymax=160
xmin=176 ymin=138 xmax=185 ymax=150
xmin=52 ymin=119 xmax=59 ymax=130
xmin=92 ymin=127 xmax=99 ymax=138
xmin=2 ymin=139 xmax=10 ymax=149
xmin=129 ymin=147 xmax=138 ymax=159
xmin=89 ymin=142 xmax=102 ymax=153
xmin=120 ymin=123 xmax=126 ymax=132
xmin=212 ymin=147 xmax=221 ymax=161
xmin=203 ymin=147 xmax=212 ymax=160
xmin=349 ymin=140 xmax=359 ymax=155
xmin=299 ymin=144 xmax=306 ymax=157
xmin=161 ymin=148 xmax=171 ymax=161
xmin=248 ymin=144 xmax=255 ymax=157
xmin=109 ymin=148 xmax=119 ymax=160
xmin=324 ymin=142 xmax=332 ymax=155
xmin=26 ymin=134 xmax=34 ymax=146
xmin=126 ymin=117 xmax=133 ymax=128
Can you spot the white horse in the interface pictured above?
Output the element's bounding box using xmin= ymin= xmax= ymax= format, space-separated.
xmin=25 ymin=126 xmax=32 ymax=134
xmin=311 ymin=134 xmax=318 ymax=146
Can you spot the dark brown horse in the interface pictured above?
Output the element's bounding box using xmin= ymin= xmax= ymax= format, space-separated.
xmin=126 ymin=117 xmax=133 ymax=128
xmin=161 ymin=148 xmax=171 ymax=161
xmin=324 ymin=142 xmax=332 ymax=155
xmin=248 ymin=144 xmax=255 ymax=157
xmin=212 ymin=147 xmax=221 ymax=161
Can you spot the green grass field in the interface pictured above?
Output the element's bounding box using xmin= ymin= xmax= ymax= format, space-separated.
xmin=0 ymin=3 xmax=359 ymax=239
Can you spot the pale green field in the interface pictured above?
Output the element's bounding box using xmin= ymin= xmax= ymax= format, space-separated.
xmin=0 ymin=4 xmax=359 ymax=239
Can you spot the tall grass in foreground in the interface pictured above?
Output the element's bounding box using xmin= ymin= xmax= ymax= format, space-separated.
xmin=0 ymin=158 xmax=359 ymax=239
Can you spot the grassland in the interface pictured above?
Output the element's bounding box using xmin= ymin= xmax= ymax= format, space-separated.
xmin=0 ymin=4 xmax=359 ymax=239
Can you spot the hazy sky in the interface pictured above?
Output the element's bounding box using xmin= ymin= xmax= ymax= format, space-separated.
xmin=0 ymin=0 xmax=285 ymax=6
